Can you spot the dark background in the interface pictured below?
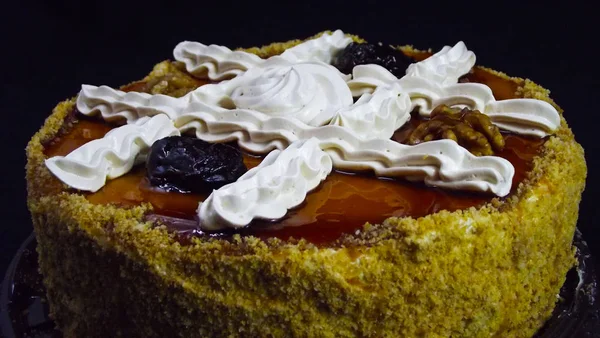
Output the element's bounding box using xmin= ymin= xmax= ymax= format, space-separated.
xmin=1 ymin=1 xmax=598 ymax=275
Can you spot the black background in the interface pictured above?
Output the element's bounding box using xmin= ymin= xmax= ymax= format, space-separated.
xmin=1 ymin=1 xmax=598 ymax=275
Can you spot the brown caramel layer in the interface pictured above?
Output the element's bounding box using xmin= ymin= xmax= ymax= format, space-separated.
xmin=43 ymin=64 xmax=542 ymax=244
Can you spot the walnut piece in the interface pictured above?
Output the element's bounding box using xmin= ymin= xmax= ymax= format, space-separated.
xmin=408 ymin=105 xmax=505 ymax=156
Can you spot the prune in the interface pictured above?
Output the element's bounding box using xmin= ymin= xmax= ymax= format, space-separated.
xmin=146 ymin=136 xmax=247 ymax=193
xmin=332 ymin=42 xmax=413 ymax=78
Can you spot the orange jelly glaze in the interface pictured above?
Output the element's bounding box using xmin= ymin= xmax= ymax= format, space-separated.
xmin=44 ymin=65 xmax=544 ymax=244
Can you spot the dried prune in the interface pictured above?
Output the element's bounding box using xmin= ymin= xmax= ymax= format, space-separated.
xmin=146 ymin=136 xmax=247 ymax=193
xmin=332 ymin=42 xmax=413 ymax=78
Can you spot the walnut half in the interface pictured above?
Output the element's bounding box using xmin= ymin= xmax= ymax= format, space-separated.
xmin=408 ymin=105 xmax=505 ymax=156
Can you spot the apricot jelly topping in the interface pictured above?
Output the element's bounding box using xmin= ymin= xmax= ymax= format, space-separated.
xmin=43 ymin=66 xmax=544 ymax=244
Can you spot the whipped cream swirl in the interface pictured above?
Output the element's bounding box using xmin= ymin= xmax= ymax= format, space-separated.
xmin=279 ymin=30 xmax=352 ymax=64
xmin=348 ymin=63 xmax=399 ymax=97
xmin=78 ymin=60 xmax=353 ymax=128
xmin=329 ymin=83 xmax=411 ymax=140
xmin=348 ymin=64 xmax=560 ymax=137
xmin=405 ymin=41 xmax=475 ymax=86
xmin=321 ymin=131 xmax=514 ymax=197
xmin=77 ymin=84 xmax=192 ymax=122
xmin=45 ymin=115 xmax=179 ymax=192
xmin=198 ymin=138 xmax=332 ymax=230
xmin=173 ymin=42 xmax=263 ymax=81
xmin=484 ymin=99 xmax=561 ymax=137
xmin=174 ymin=30 xmax=352 ymax=81
xmin=230 ymin=61 xmax=353 ymax=126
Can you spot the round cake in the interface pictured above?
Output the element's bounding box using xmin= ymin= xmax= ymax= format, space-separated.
xmin=25 ymin=30 xmax=587 ymax=337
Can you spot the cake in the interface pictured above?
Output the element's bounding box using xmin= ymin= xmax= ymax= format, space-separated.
xmin=25 ymin=30 xmax=587 ymax=337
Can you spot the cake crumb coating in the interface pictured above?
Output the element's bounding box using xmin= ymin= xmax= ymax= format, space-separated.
xmin=26 ymin=32 xmax=587 ymax=337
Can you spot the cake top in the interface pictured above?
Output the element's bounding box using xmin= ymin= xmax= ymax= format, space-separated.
xmin=43 ymin=30 xmax=561 ymax=232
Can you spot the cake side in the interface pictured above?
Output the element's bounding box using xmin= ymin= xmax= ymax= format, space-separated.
xmin=26 ymin=32 xmax=587 ymax=337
